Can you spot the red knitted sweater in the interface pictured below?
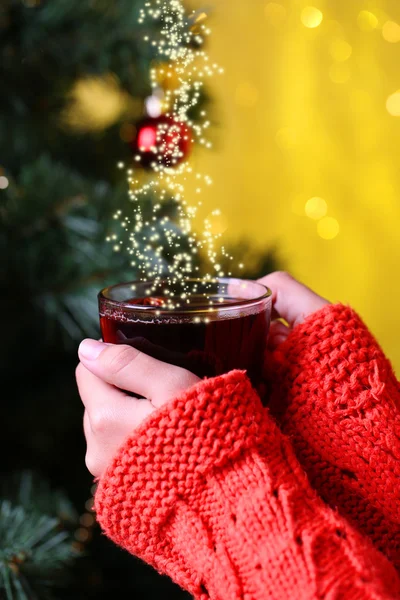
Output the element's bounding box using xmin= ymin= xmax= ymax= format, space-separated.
xmin=95 ymin=305 xmax=400 ymax=599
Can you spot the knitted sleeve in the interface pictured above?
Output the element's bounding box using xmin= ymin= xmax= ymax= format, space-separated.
xmin=267 ymin=304 xmax=400 ymax=569
xmin=95 ymin=371 xmax=400 ymax=600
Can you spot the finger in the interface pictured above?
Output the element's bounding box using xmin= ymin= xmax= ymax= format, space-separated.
xmin=269 ymin=320 xmax=291 ymax=338
xmin=76 ymin=362 xmax=154 ymax=424
xmin=258 ymin=271 xmax=329 ymax=328
xmin=268 ymin=320 xmax=291 ymax=351
xmin=78 ymin=340 xmax=198 ymax=405
xmin=115 ymin=336 xmax=190 ymax=369
xmin=83 ymin=409 xmax=91 ymax=437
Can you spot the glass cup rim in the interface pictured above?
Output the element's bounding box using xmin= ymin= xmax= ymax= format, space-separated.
xmin=98 ymin=277 xmax=272 ymax=316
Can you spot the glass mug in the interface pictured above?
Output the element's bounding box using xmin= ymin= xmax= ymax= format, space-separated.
xmin=98 ymin=278 xmax=272 ymax=390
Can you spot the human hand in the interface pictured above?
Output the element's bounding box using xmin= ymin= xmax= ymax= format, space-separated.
xmin=76 ymin=340 xmax=200 ymax=478
xmin=113 ymin=334 xmax=221 ymax=379
xmin=258 ymin=272 xmax=330 ymax=350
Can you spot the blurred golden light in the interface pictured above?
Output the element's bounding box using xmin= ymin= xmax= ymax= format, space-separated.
xmin=305 ymin=197 xmax=328 ymax=220
xmin=0 ymin=176 xmax=9 ymax=189
xmin=235 ymin=81 xmax=259 ymax=108
xmin=194 ymin=12 xmax=207 ymax=24
xmin=330 ymin=38 xmax=352 ymax=62
xmin=62 ymin=74 xmax=130 ymax=132
xmin=182 ymin=0 xmax=400 ymax=372
xmin=301 ymin=7 xmax=323 ymax=29
xmin=264 ymin=3 xmax=287 ymax=28
xmin=329 ymin=63 xmax=351 ymax=84
xmin=190 ymin=11 xmax=208 ymax=34
xmin=382 ymin=21 xmax=400 ymax=43
xmin=317 ymin=217 xmax=340 ymax=240
xmin=357 ymin=11 xmax=378 ymax=32
xmin=386 ymin=91 xmax=400 ymax=116
xmin=276 ymin=127 xmax=297 ymax=149
xmin=206 ymin=211 xmax=228 ymax=235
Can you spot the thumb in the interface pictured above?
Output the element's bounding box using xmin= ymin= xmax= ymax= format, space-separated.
xmin=258 ymin=272 xmax=329 ymax=328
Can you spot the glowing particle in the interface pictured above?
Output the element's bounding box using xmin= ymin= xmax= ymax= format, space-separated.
xmin=386 ymin=91 xmax=400 ymax=116
xmin=305 ymin=197 xmax=328 ymax=220
xmin=235 ymin=81 xmax=259 ymax=108
xmin=0 ymin=176 xmax=9 ymax=189
xmin=111 ymin=0 xmax=230 ymax=301
xmin=329 ymin=63 xmax=351 ymax=84
xmin=145 ymin=95 xmax=163 ymax=117
xmin=117 ymin=161 xmax=125 ymax=169
xmin=329 ymin=38 xmax=352 ymax=62
xmin=317 ymin=217 xmax=340 ymax=240
xmin=357 ymin=11 xmax=378 ymax=32
xmin=264 ymin=3 xmax=287 ymax=28
xmin=382 ymin=21 xmax=400 ymax=43
xmin=138 ymin=126 xmax=157 ymax=151
xmin=301 ymin=7 xmax=323 ymax=29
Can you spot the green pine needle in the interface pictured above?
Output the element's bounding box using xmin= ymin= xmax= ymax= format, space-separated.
xmin=0 ymin=501 xmax=78 ymax=600
xmin=0 ymin=473 xmax=81 ymax=600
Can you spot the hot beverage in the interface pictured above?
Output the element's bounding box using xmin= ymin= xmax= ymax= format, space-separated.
xmin=98 ymin=279 xmax=272 ymax=389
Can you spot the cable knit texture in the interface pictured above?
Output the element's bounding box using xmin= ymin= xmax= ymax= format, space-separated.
xmin=95 ymin=303 xmax=400 ymax=600
xmin=267 ymin=304 xmax=400 ymax=570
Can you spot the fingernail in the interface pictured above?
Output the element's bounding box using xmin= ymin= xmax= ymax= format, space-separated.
xmin=79 ymin=339 xmax=105 ymax=361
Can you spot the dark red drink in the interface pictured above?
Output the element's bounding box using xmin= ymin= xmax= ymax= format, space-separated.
xmin=98 ymin=279 xmax=272 ymax=389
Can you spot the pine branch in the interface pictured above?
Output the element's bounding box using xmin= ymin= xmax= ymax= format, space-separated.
xmin=0 ymin=473 xmax=80 ymax=600
xmin=1 ymin=472 xmax=78 ymax=525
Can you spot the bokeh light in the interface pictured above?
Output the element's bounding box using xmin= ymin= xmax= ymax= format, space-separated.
xmin=357 ymin=11 xmax=378 ymax=32
xmin=382 ymin=21 xmax=400 ymax=43
xmin=186 ymin=1 xmax=400 ymax=371
xmin=62 ymin=75 xmax=134 ymax=132
xmin=330 ymin=38 xmax=352 ymax=62
xmin=301 ymin=7 xmax=323 ymax=29
xmin=317 ymin=217 xmax=340 ymax=240
xmin=0 ymin=176 xmax=9 ymax=189
xmin=386 ymin=91 xmax=400 ymax=116
xmin=305 ymin=197 xmax=328 ymax=220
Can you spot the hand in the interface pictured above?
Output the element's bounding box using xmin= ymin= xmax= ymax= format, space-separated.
xmin=113 ymin=335 xmax=221 ymax=379
xmin=76 ymin=340 xmax=200 ymax=478
xmin=258 ymin=272 xmax=330 ymax=350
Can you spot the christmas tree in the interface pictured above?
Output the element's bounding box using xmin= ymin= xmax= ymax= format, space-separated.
xmin=1 ymin=1 xmax=277 ymax=597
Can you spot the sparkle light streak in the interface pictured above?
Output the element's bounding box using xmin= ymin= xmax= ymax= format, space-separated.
xmin=110 ymin=0 xmax=232 ymax=308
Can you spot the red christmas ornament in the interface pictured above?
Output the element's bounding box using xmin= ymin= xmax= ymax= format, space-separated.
xmin=130 ymin=115 xmax=192 ymax=169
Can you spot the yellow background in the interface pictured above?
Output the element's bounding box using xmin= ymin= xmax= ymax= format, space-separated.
xmin=189 ymin=0 xmax=400 ymax=371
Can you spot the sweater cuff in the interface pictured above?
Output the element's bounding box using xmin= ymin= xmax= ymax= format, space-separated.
xmin=268 ymin=303 xmax=396 ymax=418
xmin=94 ymin=371 xmax=268 ymax=545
